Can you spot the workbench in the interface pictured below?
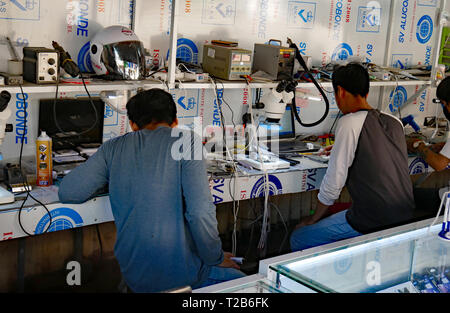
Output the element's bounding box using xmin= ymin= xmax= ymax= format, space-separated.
xmin=0 ymin=155 xmax=431 ymax=241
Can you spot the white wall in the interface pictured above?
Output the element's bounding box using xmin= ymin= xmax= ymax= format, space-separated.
xmin=0 ymin=0 xmax=446 ymax=162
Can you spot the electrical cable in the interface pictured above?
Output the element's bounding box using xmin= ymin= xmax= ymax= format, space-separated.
xmin=217 ymin=81 xmax=236 ymax=127
xmin=17 ymin=84 xmax=53 ymax=236
xmin=145 ymin=67 xmax=165 ymax=78
xmin=394 ymin=74 xmax=402 ymax=121
xmin=269 ymin=202 xmax=289 ymax=254
xmin=242 ymin=77 xmax=270 ymax=253
xmin=431 ymin=95 xmax=440 ymax=140
xmin=210 ymin=76 xmax=241 ymax=256
xmin=52 ymin=73 xmax=100 ymax=137
xmin=328 ymin=111 xmax=342 ymax=135
xmin=385 ymin=73 xmax=404 ymax=121
xmin=101 ymin=93 xmax=127 ymax=115
xmin=288 ymin=39 xmax=330 ymax=127
xmin=243 ymin=198 xmax=263 ymax=261
xmin=428 ymin=191 xmax=449 ymax=236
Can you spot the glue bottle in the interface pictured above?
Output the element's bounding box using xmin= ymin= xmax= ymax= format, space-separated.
xmin=36 ymin=131 xmax=52 ymax=187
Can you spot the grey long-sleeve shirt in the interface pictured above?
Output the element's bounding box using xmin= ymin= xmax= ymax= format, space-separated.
xmin=58 ymin=126 xmax=224 ymax=292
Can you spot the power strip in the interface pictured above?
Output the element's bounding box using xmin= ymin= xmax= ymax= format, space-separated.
xmin=152 ymin=72 xmax=185 ymax=81
xmin=236 ymin=154 xmax=290 ymax=171
xmin=184 ymin=72 xmax=209 ymax=82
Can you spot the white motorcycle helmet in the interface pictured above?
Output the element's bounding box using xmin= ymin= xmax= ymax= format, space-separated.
xmin=90 ymin=25 xmax=146 ymax=80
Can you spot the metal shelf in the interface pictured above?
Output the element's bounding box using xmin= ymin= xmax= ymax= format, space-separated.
xmin=174 ymin=78 xmax=432 ymax=90
xmin=0 ymin=79 xmax=167 ymax=94
xmin=0 ymin=77 xmax=432 ymax=95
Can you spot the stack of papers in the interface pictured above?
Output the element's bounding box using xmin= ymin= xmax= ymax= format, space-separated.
xmin=53 ymin=150 xmax=86 ymax=163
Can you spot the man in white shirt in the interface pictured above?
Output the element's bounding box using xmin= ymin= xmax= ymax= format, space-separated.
xmin=290 ymin=63 xmax=415 ymax=251
xmin=407 ymin=77 xmax=450 ymax=170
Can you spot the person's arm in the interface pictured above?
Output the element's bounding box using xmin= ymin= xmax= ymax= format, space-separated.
xmin=414 ymin=141 xmax=450 ymax=171
xmin=295 ymin=200 xmax=329 ymax=229
xmin=58 ymin=144 xmax=109 ymax=203
xmin=181 ymin=132 xmax=237 ymax=268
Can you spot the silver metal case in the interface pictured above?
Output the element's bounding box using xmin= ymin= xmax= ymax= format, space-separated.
xmin=253 ymin=42 xmax=295 ymax=81
xmin=202 ymin=44 xmax=252 ymax=80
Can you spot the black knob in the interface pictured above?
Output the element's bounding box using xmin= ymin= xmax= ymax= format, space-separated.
xmin=48 ymin=68 xmax=55 ymax=75
xmin=5 ymin=124 xmax=12 ymax=132
xmin=48 ymin=58 xmax=55 ymax=65
xmin=0 ymin=91 xmax=11 ymax=112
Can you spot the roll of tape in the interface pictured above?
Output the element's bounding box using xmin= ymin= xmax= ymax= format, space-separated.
xmin=8 ymin=60 xmax=22 ymax=75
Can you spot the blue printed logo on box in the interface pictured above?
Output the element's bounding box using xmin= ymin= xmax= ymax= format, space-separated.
xmin=0 ymin=0 xmax=40 ymax=20
xmin=202 ymin=0 xmax=236 ymax=25
xmin=166 ymin=38 xmax=199 ymax=64
xmin=416 ymin=15 xmax=434 ymax=44
xmin=389 ymin=86 xmax=408 ymax=113
xmin=287 ymin=1 xmax=316 ymax=29
xmin=104 ymin=105 xmax=119 ymax=127
xmin=391 ymin=54 xmax=413 ymax=69
xmin=178 ymin=96 xmax=196 ymax=111
xmin=250 ymin=175 xmax=283 ymax=199
xmin=356 ymin=6 xmax=381 ymax=33
xmin=77 ymin=42 xmax=94 ymax=73
xmin=173 ymin=90 xmax=200 ymax=119
xmin=334 ymin=256 xmax=353 ymax=275
xmin=331 ymin=43 xmax=353 ymax=61
xmin=409 ymin=158 xmax=428 ymax=175
xmin=35 ymin=207 xmax=84 ymax=234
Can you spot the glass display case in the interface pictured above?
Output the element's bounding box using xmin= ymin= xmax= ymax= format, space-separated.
xmin=266 ymin=221 xmax=450 ymax=293
xmin=193 ymin=274 xmax=309 ymax=293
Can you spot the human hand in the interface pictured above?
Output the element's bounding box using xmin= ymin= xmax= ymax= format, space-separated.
xmin=430 ymin=142 xmax=445 ymax=153
xmin=294 ymin=215 xmax=316 ymax=230
xmin=406 ymin=137 xmax=423 ymax=154
xmin=218 ymin=252 xmax=240 ymax=270
xmin=319 ymin=145 xmax=333 ymax=156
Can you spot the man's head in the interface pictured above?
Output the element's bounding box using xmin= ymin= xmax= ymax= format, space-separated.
xmin=332 ymin=63 xmax=370 ymax=114
xmin=437 ymin=76 xmax=450 ymax=121
xmin=126 ymin=88 xmax=178 ymax=131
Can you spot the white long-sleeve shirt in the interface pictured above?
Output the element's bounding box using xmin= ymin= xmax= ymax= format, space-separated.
xmin=318 ymin=110 xmax=404 ymax=206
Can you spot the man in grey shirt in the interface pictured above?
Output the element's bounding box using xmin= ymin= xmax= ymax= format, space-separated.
xmin=290 ymin=63 xmax=415 ymax=251
xmin=58 ymin=89 xmax=245 ymax=292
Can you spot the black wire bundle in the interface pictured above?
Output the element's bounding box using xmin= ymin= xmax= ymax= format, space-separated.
xmin=288 ymin=40 xmax=330 ymax=128
xmin=17 ymin=50 xmax=100 ymax=236
xmin=17 ymin=84 xmax=53 ymax=236
xmin=52 ymin=73 xmax=99 ymax=137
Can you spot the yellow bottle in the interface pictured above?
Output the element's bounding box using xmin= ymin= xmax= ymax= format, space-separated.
xmin=36 ymin=131 xmax=52 ymax=187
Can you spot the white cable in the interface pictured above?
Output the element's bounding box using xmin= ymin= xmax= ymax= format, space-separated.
xmin=427 ymin=191 xmax=450 ymax=236
xmin=384 ymin=72 xmax=399 ymax=114
xmin=431 ymin=95 xmax=440 ymax=140
xmin=100 ymin=92 xmax=128 ymax=115
xmin=177 ymin=79 xmax=188 ymax=108
xmin=246 ymin=84 xmax=270 ymax=251
xmin=246 ymin=88 xmax=269 ymax=251
xmin=178 ymin=63 xmax=196 ymax=75
xmin=270 ymin=202 xmax=289 ymax=253
xmin=210 ymin=77 xmax=241 ymax=256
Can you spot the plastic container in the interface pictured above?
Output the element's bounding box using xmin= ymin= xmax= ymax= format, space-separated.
xmin=36 ymin=131 xmax=52 ymax=187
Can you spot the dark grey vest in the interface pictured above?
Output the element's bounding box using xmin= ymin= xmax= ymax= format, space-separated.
xmin=345 ymin=110 xmax=415 ymax=234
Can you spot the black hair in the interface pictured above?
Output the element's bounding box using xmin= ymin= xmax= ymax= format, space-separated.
xmin=126 ymin=88 xmax=177 ymax=129
xmin=332 ymin=63 xmax=370 ymax=97
xmin=437 ymin=76 xmax=450 ymax=103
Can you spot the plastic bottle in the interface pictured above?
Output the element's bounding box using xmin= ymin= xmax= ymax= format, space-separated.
xmin=36 ymin=131 xmax=52 ymax=187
